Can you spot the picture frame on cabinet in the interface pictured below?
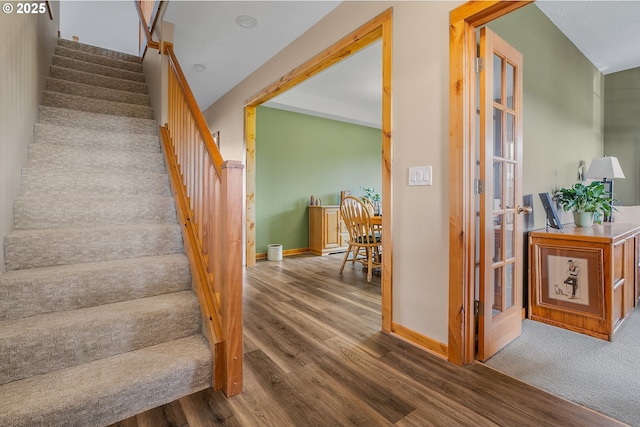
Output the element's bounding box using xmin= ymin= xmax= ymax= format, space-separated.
xmin=537 ymin=245 xmax=604 ymax=317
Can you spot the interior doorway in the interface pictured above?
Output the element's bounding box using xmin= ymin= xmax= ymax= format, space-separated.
xmin=448 ymin=1 xmax=532 ymax=366
xmin=244 ymin=9 xmax=393 ymax=333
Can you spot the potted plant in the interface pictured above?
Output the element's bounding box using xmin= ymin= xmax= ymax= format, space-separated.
xmin=360 ymin=186 xmax=381 ymax=215
xmin=553 ymin=181 xmax=613 ymax=227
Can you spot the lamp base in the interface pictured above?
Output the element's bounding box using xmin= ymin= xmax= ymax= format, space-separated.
xmin=602 ymin=179 xmax=613 ymax=222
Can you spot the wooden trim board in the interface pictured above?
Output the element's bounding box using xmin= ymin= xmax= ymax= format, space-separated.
xmin=245 ymin=8 xmax=393 ymax=334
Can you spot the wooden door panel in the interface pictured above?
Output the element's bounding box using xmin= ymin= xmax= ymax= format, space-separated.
xmin=478 ymin=27 xmax=524 ymax=361
xmin=325 ymin=209 xmax=340 ymax=247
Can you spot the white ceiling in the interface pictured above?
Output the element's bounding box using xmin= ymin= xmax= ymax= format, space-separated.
xmin=263 ymin=40 xmax=382 ymax=129
xmin=535 ymin=0 xmax=640 ymax=75
xmin=60 ymin=1 xmax=640 ymax=129
xmin=163 ymin=1 xmax=341 ymax=111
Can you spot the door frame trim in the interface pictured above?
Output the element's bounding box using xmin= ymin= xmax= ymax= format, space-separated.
xmin=448 ymin=1 xmax=532 ymax=366
xmin=244 ymin=8 xmax=393 ymax=332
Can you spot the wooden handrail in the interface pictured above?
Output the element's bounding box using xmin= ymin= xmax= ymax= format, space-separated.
xmin=160 ymin=44 xmax=244 ymax=397
xmin=45 ymin=1 xmax=53 ymax=20
xmin=135 ymin=1 xmax=160 ymax=51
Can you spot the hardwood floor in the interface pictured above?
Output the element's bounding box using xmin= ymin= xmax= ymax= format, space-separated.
xmin=111 ymin=254 xmax=624 ymax=427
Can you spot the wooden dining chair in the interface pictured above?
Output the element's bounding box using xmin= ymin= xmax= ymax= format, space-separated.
xmin=339 ymin=196 xmax=382 ymax=282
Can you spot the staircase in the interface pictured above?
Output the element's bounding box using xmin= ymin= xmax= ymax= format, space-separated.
xmin=0 ymin=39 xmax=212 ymax=426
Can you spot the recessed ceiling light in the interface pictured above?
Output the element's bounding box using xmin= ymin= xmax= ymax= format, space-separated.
xmin=193 ymin=64 xmax=206 ymax=72
xmin=236 ymin=15 xmax=257 ymax=28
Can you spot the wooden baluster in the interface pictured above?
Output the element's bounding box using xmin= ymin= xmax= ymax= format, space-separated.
xmin=186 ymin=110 xmax=190 ymax=203
xmin=202 ymin=157 xmax=209 ymax=257
xmin=195 ymin=141 xmax=203 ymax=242
xmin=176 ymin=93 xmax=181 ymax=173
xmin=186 ymin=116 xmax=192 ymax=208
xmin=198 ymin=145 xmax=203 ymax=223
xmin=176 ymin=90 xmax=181 ymax=165
xmin=178 ymin=96 xmax=184 ymax=180
xmin=189 ymin=118 xmax=195 ymax=212
xmin=173 ymin=78 xmax=178 ymax=140
xmin=212 ymin=175 xmax=221 ymax=294
xmin=181 ymin=97 xmax=187 ymax=186
xmin=168 ymin=71 xmax=173 ymax=132
xmin=200 ymin=142 xmax=206 ymax=235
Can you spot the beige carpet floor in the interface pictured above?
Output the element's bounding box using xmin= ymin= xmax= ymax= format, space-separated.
xmin=485 ymin=307 xmax=640 ymax=426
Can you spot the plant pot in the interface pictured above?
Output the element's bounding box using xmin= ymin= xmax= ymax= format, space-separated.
xmin=573 ymin=211 xmax=594 ymax=227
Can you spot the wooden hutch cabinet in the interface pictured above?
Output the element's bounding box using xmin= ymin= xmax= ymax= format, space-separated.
xmin=308 ymin=205 xmax=349 ymax=256
xmin=529 ymin=223 xmax=640 ymax=341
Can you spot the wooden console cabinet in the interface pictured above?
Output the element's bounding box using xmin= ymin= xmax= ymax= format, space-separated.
xmin=308 ymin=206 xmax=349 ymax=256
xmin=529 ymin=223 xmax=640 ymax=341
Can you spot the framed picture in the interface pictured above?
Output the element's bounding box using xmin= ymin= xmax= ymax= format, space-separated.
xmin=538 ymin=245 xmax=604 ymax=317
xmin=538 ymin=192 xmax=563 ymax=231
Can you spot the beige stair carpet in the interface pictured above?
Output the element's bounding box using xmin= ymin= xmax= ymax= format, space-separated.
xmin=0 ymin=39 xmax=211 ymax=427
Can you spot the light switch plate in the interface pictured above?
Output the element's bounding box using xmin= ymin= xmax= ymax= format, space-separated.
xmin=408 ymin=166 xmax=432 ymax=186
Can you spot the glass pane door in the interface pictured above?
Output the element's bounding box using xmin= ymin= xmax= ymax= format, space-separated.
xmin=477 ymin=27 xmax=523 ymax=361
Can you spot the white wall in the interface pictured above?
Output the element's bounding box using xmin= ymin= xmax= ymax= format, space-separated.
xmin=0 ymin=3 xmax=60 ymax=271
xmin=60 ymin=1 xmax=138 ymax=55
xmin=202 ymin=1 xmax=462 ymax=344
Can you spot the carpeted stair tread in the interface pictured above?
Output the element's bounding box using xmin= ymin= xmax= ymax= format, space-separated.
xmin=27 ymin=143 xmax=166 ymax=174
xmin=55 ymin=45 xmax=143 ymax=73
xmin=0 ymin=38 xmax=213 ymax=425
xmin=34 ymin=123 xmax=160 ymax=153
xmin=47 ymin=77 xmax=151 ymax=106
xmin=4 ymin=223 xmax=183 ymax=270
xmin=14 ymin=195 xmax=176 ymax=230
xmin=58 ymin=38 xmax=140 ymax=64
xmin=0 ymin=335 xmax=211 ymax=427
xmin=0 ymin=254 xmax=191 ymax=321
xmin=50 ymin=65 xmax=148 ymax=94
xmin=43 ymin=91 xmax=154 ymax=119
xmin=21 ymin=168 xmax=170 ymax=197
xmin=0 ymin=291 xmax=200 ymax=385
xmin=52 ymin=55 xmax=145 ymax=83
xmin=39 ymin=106 xmax=157 ymax=135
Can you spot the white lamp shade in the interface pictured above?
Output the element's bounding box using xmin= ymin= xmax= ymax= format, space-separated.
xmin=584 ymin=156 xmax=625 ymax=180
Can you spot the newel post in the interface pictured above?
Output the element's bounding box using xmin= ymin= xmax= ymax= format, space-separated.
xmin=220 ymin=160 xmax=244 ymax=397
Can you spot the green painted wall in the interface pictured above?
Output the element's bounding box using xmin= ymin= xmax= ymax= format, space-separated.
xmin=604 ymin=68 xmax=640 ymax=206
xmin=256 ymin=106 xmax=382 ymax=254
xmin=489 ymin=4 xmax=604 ymax=229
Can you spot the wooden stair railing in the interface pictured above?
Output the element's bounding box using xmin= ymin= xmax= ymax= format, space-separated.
xmin=135 ymin=1 xmax=243 ymax=397
xmin=135 ymin=0 xmax=160 ymax=54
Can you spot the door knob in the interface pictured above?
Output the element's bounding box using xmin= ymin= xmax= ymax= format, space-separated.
xmin=518 ymin=205 xmax=532 ymax=214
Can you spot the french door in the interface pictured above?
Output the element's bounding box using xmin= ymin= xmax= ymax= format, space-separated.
xmin=477 ymin=27 xmax=527 ymax=361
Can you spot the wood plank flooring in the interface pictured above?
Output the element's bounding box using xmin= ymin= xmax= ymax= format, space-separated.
xmin=110 ymin=254 xmax=625 ymax=427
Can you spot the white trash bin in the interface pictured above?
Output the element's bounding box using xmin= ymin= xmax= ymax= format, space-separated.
xmin=267 ymin=244 xmax=283 ymax=261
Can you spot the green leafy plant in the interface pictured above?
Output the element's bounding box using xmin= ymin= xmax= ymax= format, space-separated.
xmin=553 ymin=181 xmax=613 ymax=224
xmin=360 ymin=186 xmax=381 ymax=204
xmin=360 ymin=186 xmax=381 ymax=215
